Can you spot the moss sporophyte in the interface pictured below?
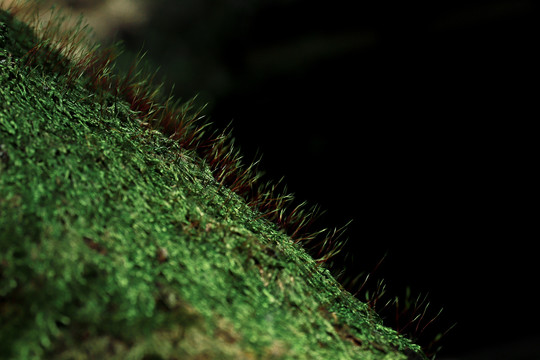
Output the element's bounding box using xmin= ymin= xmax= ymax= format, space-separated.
xmin=0 ymin=1 xmax=445 ymax=359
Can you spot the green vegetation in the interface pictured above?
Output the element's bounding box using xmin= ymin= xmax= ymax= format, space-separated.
xmin=0 ymin=3 xmax=426 ymax=359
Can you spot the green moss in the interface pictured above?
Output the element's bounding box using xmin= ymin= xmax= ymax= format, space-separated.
xmin=0 ymin=6 xmax=426 ymax=360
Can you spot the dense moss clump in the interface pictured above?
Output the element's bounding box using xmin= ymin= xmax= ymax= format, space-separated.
xmin=0 ymin=3 xmax=426 ymax=359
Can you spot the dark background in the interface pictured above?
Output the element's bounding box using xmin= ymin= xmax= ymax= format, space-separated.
xmin=60 ymin=0 xmax=537 ymax=358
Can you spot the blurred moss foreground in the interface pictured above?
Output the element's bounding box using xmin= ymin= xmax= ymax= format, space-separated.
xmin=0 ymin=8 xmax=424 ymax=360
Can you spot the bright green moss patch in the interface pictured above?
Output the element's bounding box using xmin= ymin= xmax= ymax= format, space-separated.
xmin=0 ymin=7 xmax=425 ymax=360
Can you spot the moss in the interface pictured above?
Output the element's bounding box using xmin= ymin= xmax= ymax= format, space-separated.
xmin=0 ymin=3 xmax=426 ymax=359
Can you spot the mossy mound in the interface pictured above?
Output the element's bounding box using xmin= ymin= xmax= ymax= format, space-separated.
xmin=0 ymin=5 xmax=425 ymax=360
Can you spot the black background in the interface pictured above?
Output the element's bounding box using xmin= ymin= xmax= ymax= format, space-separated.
xmin=103 ymin=0 xmax=537 ymax=357
xmin=207 ymin=3 xmax=536 ymax=357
